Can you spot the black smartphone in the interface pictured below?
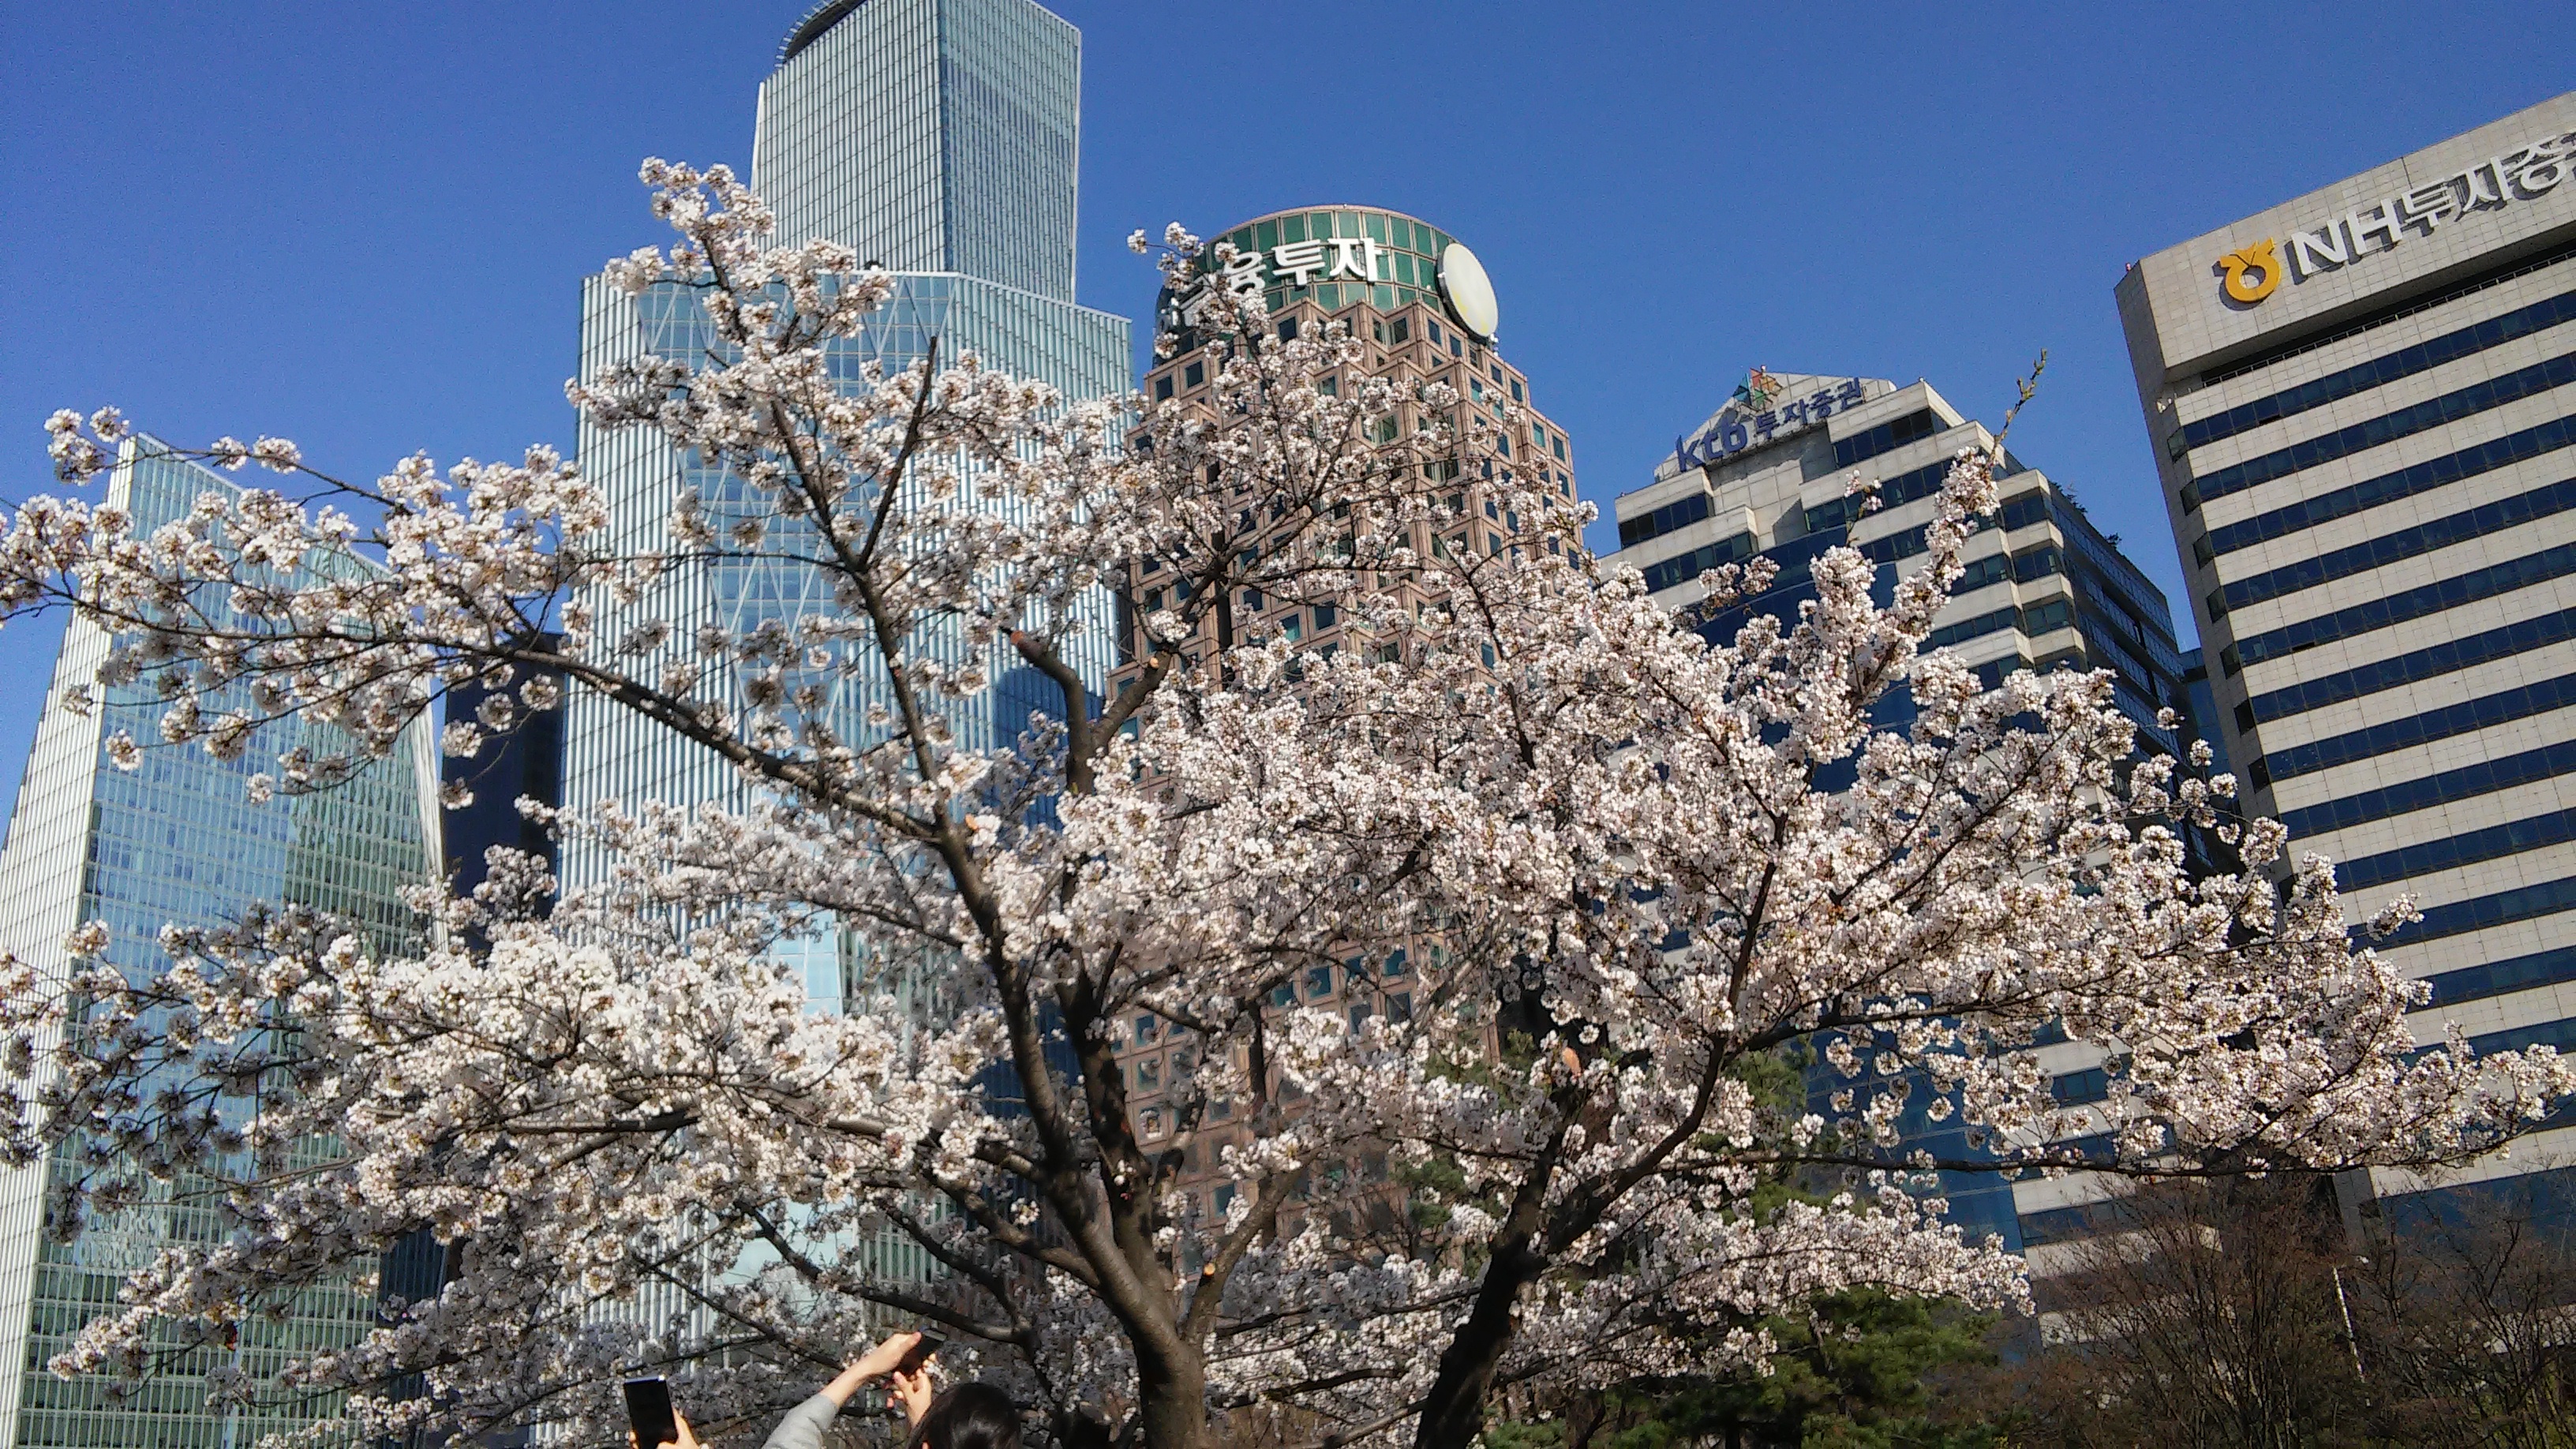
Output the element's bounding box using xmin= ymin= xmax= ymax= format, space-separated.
xmin=623 ymin=1376 xmax=679 ymax=1448
xmin=896 ymin=1330 xmax=946 ymax=1375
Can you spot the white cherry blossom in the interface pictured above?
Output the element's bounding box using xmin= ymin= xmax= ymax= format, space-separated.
xmin=0 ymin=161 xmax=2565 ymax=1449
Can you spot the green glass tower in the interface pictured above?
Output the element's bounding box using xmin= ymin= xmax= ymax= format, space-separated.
xmin=0 ymin=444 xmax=440 ymax=1448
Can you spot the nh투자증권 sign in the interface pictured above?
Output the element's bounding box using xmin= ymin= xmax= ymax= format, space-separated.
xmin=2213 ymin=128 xmax=2574 ymax=306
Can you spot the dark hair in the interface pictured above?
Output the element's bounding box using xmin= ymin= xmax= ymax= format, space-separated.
xmin=904 ymin=1382 xmax=1020 ymax=1449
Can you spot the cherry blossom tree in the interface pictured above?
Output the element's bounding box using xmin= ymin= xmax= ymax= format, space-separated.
xmin=2 ymin=161 xmax=2569 ymax=1449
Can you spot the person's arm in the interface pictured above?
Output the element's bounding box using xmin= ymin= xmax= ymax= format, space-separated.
xmin=758 ymin=1395 xmax=843 ymax=1449
xmin=759 ymin=1332 xmax=927 ymax=1449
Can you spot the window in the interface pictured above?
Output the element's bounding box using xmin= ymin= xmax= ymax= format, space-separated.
xmin=1349 ymin=1002 xmax=1374 ymax=1033
xmin=1140 ymin=1107 xmax=1165 ymax=1138
xmin=1281 ymin=613 xmax=1302 ymax=642
xmin=1470 ymin=378 xmax=1484 ymax=402
xmin=1383 ymin=948 xmax=1408 ymax=977
xmin=1305 ymin=964 xmax=1335 ymax=998
xmin=1243 ymin=588 xmax=1264 ymax=612
xmin=1270 ymin=982 xmax=1295 ymax=1007
xmin=1387 ymin=992 xmax=1412 ymax=1022
xmin=1553 ymin=436 xmax=1566 ymax=460
xmin=1428 ymin=320 xmax=1443 ymax=345
xmin=2178 ymin=290 xmax=2576 ymax=455
xmin=1133 ymin=1058 xmax=1160 ymax=1091
xmin=1184 ymin=361 xmax=1205 ymax=388
xmin=1831 ymin=409 xmax=1939 ymax=468
xmin=1391 ymin=317 xmax=1410 ymax=343
xmin=1512 ymin=380 xmax=1525 ymax=402
xmin=1372 ymin=318 xmax=1387 ymax=343
xmin=2279 ymin=738 xmax=2576 ymax=841
xmin=1485 ymin=499 xmax=1500 ymax=519
xmin=1488 ymin=533 xmax=1504 ymax=555
xmin=1451 ymin=335 xmax=1463 ymax=358
xmin=1215 ymin=1183 xmax=1237 ymax=1212
xmin=2203 ymin=413 xmax=2576 ymax=560
xmin=2191 ymin=353 xmax=2576 ymax=508
xmin=1155 ymin=375 xmax=1174 ymax=401
xmin=1134 ymin=1013 xmax=1159 ymax=1045
xmin=1278 ymin=317 xmax=1299 ymax=341
xmin=1312 ymin=603 xmax=1338 ymax=628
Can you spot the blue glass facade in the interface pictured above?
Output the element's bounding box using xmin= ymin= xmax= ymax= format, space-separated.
xmin=758 ymin=0 xmax=1084 ymax=301
xmin=0 ymin=445 xmax=439 ymax=1448
xmin=563 ymin=0 xmax=1129 ymax=988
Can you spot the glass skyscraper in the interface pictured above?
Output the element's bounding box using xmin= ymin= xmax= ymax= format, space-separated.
xmin=0 ymin=443 xmax=440 ymax=1449
xmin=562 ymin=0 xmax=1129 ymax=968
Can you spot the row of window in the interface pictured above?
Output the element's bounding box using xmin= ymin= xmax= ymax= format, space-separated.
xmin=1638 ymin=531 xmax=1754 ymax=593
xmin=2200 ymin=411 xmax=2576 ymax=561
xmin=2215 ymin=474 xmax=2576 ymax=616
xmin=2370 ymin=875 xmax=2576 ymax=951
xmin=2226 ymin=540 xmax=2576 ymax=672
xmin=2182 ymin=351 xmax=2576 ymax=511
xmin=2174 ymin=289 xmax=2576 ymax=456
xmin=1949 ymin=544 xmax=2065 ymax=596
xmin=1225 ymin=210 xmax=1451 ymax=261
xmin=1618 ymin=489 xmax=1712 ymax=548
xmin=2262 ymin=671 xmax=2576 ymax=784
xmin=2336 ymin=805 xmax=2576 ymax=893
xmin=2244 ymin=608 xmax=2576 ymax=724
xmin=2279 ymin=738 xmax=2576 ymax=841
xmin=1924 ymin=595 xmax=2075 ymax=653
xmin=1830 ymin=408 xmax=1941 ymax=469
xmin=1264 ymin=949 xmax=1413 ymax=1007
xmin=2467 ymin=1013 xmax=2576 ymax=1060
xmin=1853 ymin=489 xmax=2056 ymax=569
xmin=2422 ymin=942 xmax=2576 ymax=1011
xmin=1804 ymin=456 xmax=1958 ymax=534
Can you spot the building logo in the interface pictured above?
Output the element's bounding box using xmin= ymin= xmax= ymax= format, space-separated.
xmin=1672 ymin=373 xmax=1871 ymax=470
xmin=2211 ymin=129 xmax=2571 ymax=305
xmin=2215 ymin=239 xmax=2282 ymax=304
xmin=1738 ymin=366 xmax=1784 ymax=410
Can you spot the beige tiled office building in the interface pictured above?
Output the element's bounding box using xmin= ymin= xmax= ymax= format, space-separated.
xmin=1110 ymin=206 xmax=1576 ymax=1239
xmin=2117 ymin=92 xmax=2576 ymax=1217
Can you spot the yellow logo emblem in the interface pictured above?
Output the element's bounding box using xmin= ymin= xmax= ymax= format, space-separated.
xmin=2217 ymin=239 xmax=2282 ymax=305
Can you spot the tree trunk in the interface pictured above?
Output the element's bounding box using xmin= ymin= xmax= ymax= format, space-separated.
xmin=1136 ymin=1338 xmax=1210 ymax=1449
xmin=1409 ymin=1238 xmax=1544 ymax=1449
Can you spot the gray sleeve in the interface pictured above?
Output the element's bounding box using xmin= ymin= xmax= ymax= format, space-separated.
xmin=758 ymin=1392 xmax=844 ymax=1449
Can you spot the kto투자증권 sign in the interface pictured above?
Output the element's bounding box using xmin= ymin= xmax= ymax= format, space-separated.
xmin=1671 ymin=371 xmax=1872 ymax=470
xmin=2213 ymin=128 xmax=2574 ymax=305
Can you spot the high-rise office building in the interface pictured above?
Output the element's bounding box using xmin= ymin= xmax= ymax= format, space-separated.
xmin=1607 ymin=369 xmax=2192 ymax=1255
xmin=1108 ymin=205 xmax=1577 ymax=1232
xmin=560 ymin=0 xmax=1130 ymax=1014
xmin=556 ymin=0 xmax=1129 ymax=1358
xmin=2117 ymin=94 xmax=2576 ymax=1221
xmin=0 ymin=443 xmax=440 ymax=1449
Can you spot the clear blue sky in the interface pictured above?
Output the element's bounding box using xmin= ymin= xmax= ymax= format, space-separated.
xmin=2 ymin=1 xmax=2568 ymax=800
